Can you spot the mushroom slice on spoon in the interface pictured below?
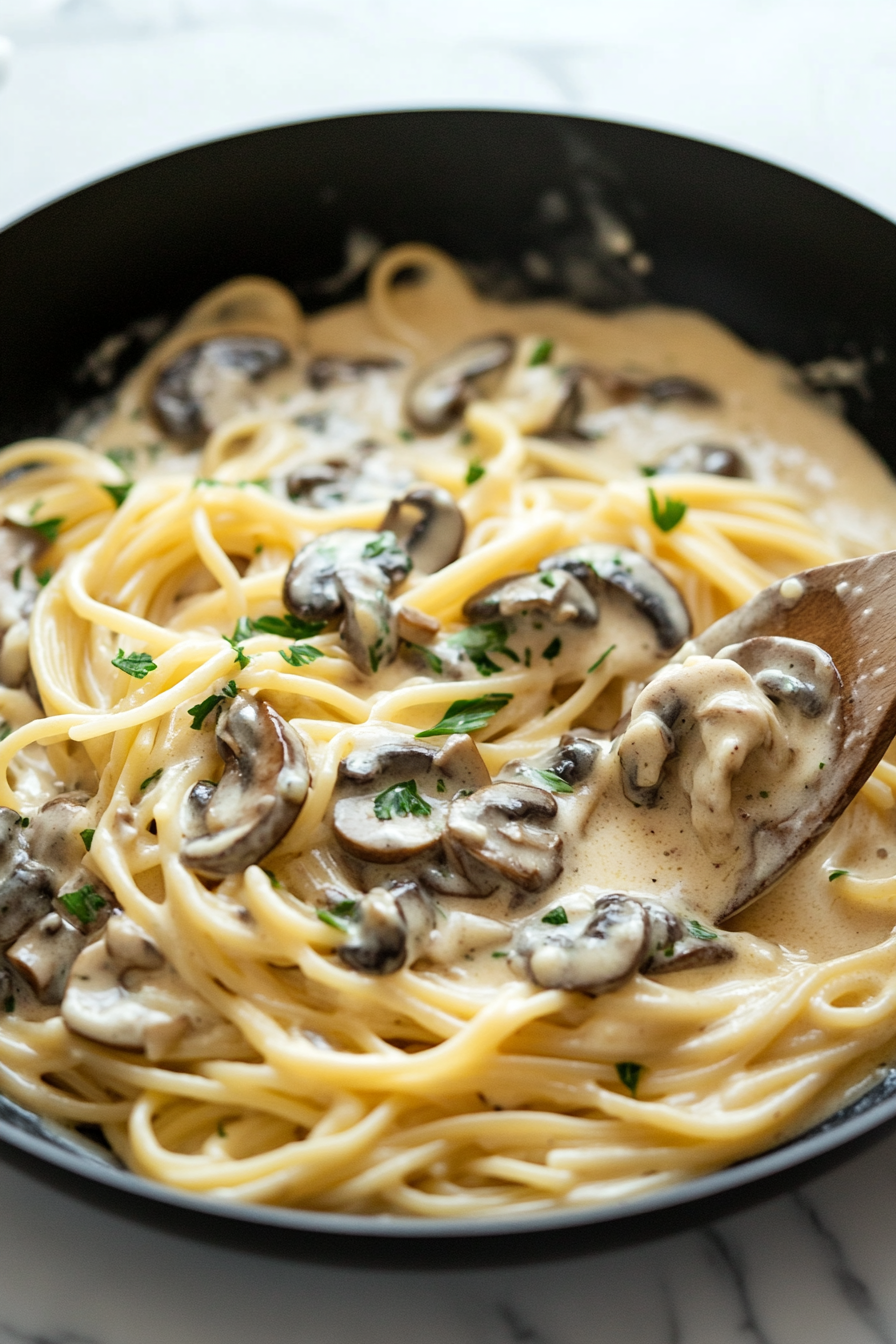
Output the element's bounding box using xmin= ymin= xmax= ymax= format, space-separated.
xmin=181 ymin=694 xmax=310 ymax=878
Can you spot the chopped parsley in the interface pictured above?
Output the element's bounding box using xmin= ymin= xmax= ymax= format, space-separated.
xmin=0 ymin=721 xmax=10 ymax=742
xmin=331 ymin=899 xmax=358 ymax=918
xmin=222 ymin=680 xmax=238 ymax=698
xmin=436 ymin=779 xmax=446 ymax=793
xmin=828 ymin=869 xmax=849 ymax=882
xmin=12 ymin=566 xmax=21 ymax=590
xmin=684 ymin=918 xmax=718 ymax=941
xmin=58 ymin=884 xmax=106 ymax=925
xmin=397 ymin=428 xmax=415 ymax=442
xmin=402 ymin=641 xmax=444 ymax=674
xmin=362 ymin=531 xmax=398 ymax=560
xmin=224 ymin=628 xmax=250 ymax=670
xmin=80 ymin=828 xmax=95 ymax=851
xmin=30 ymin=516 xmax=64 ymax=542
xmin=530 ymin=768 xmax=574 ymax=795
xmin=37 ymin=569 xmax=53 ymax=587
xmin=648 ymin=487 xmax=687 ymax=533
xmin=140 ymin=768 xmax=163 ymax=791
xmin=587 ymin=644 xmax=616 ymax=674
xmin=465 ymin=459 xmax=486 ymax=486
xmin=102 ymin=482 xmax=133 ymax=509
xmin=541 ymin=906 xmax=568 ymax=925
xmin=640 ymin=465 xmax=658 ymax=477
xmin=187 ymin=693 xmax=225 ymax=729
xmin=448 ymin=620 xmax=519 ymax=676
xmin=491 ymin=950 xmax=509 ymax=958
xmin=539 ymin=573 xmax=555 ymax=588
xmin=529 ymin=337 xmax=555 ymax=366
xmin=250 ymin=613 xmax=325 ymax=640
xmin=373 ymin=779 xmax=432 ymax=821
xmin=416 ymin=692 xmax=512 ymax=738
xmin=759 ymin=790 xmax=769 ymax=799
xmin=279 ymin=643 xmax=324 ymax=667
xmin=262 ymin=869 xmax=282 ymax=888
xmin=317 ymin=909 xmax=349 ymax=931
xmin=541 ymin=637 xmax=562 ymax=662
xmin=615 ymin=1061 xmax=644 ymax=1096
xmin=112 ymin=649 xmax=157 ymax=678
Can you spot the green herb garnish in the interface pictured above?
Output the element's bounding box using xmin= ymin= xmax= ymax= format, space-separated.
xmin=531 ymin=769 xmax=573 ymax=794
xmin=30 ymin=516 xmax=64 ymax=542
xmin=759 ymin=790 xmax=769 ymax=799
xmin=279 ymin=643 xmax=324 ymax=668
xmin=0 ymin=721 xmax=10 ymax=743
xmin=362 ymin=533 xmax=393 ymax=559
xmin=529 ymin=337 xmax=554 ymax=366
xmin=465 ymin=459 xmax=486 ymax=486
xmin=373 ymin=780 xmax=432 ymax=821
xmin=397 ymin=428 xmax=415 ymax=442
xmin=648 ymin=487 xmax=687 ymax=533
xmin=640 ymin=465 xmax=658 ymax=477
xmin=224 ymin=631 xmax=250 ymax=670
xmin=492 ymin=950 xmax=509 ymax=958
xmin=37 ymin=569 xmax=53 ymax=587
xmin=317 ymin=909 xmax=349 ymax=931
xmin=587 ymin=644 xmax=616 ymax=674
xmin=416 ymin=692 xmax=512 ymax=738
xmin=541 ymin=637 xmax=562 ymax=662
xmin=250 ymin=614 xmax=325 ymax=640
xmin=684 ymin=918 xmax=718 ymax=941
xmin=105 ymin=447 xmax=135 ymax=471
xmin=58 ymin=884 xmax=106 ymax=925
xmin=12 ymin=566 xmax=21 ymax=590
xmin=615 ymin=1061 xmax=643 ymax=1096
xmin=828 ymin=869 xmax=849 ymax=882
xmin=187 ymin=693 xmax=224 ymax=729
xmin=80 ymin=828 xmax=95 ymax=851
xmin=331 ymin=899 xmax=358 ymax=918
xmin=102 ymin=482 xmax=133 ymax=508
xmin=262 ymin=869 xmax=282 ymax=888
xmin=541 ymin=906 xmax=568 ymax=925
xmin=140 ymin=768 xmax=163 ymax=791
xmin=112 ymin=649 xmax=157 ymax=679
xmin=447 ymin=620 xmax=519 ymax=676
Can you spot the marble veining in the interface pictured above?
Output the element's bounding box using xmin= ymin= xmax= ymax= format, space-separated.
xmin=1 ymin=3 xmax=896 ymax=1341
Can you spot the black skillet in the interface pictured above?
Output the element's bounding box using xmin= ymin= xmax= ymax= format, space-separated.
xmin=0 ymin=111 xmax=894 ymax=1268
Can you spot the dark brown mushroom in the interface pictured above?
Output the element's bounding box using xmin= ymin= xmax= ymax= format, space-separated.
xmin=542 ymin=543 xmax=691 ymax=654
xmin=286 ymin=447 xmax=413 ymax=511
xmin=444 ymin=781 xmax=562 ymax=894
xmin=654 ymin=442 xmax=749 ymax=479
xmin=6 ymin=910 xmax=85 ymax=1003
xmin=0 ymin=808 xmax=53 ymax=944
xmin=405 ymin=335 xmax=515 ymax=433
xmin=380 ymin=486 xmax=465 ymax=575
xmin=307 ymin=355 xmax=403 ymax=390
xmin=181 ymin=693 xmax=310 ymax=878
xmin=152 ymin=336 xmax=288 ymax=441
xmin=463 ymin=569 xmax=598 ymax=627
xmin=333 ymin=789 xmax=444 ymax=864
xmin=336 ymin=880 xmax=435 ymax=975
xmin=643 ymin=376 xmax=717 ymax=405
xmin=511 ymin=894 xmax=649 ymax=994
xmin=718 ymin=635 xmax=841 ymax=720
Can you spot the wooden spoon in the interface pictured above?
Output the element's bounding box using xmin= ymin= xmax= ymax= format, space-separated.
xmin=689 ymin=549 xmax=896 ymax=918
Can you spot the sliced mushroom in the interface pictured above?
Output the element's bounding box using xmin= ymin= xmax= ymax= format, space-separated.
xmin=463 ymin=569 xmax=598 ymax=627
xmin=718 ymin=635 xmax=841 ymax=721
xmin=380 ymin=486 xmax=465 ymax=575
xmin=337 ymin=880 xmax=435 ymax=975
xmin=654 ymin=442 xmax=749 ymax=479
xmin=333 ymin=788 xmax=444 ymax=864
xmin=307 ymin=355 xmax=403 ymax=390
xmin=405 ymin=335 xmax=515 ymax=433
xmin=62 ymin=912 xmax=224 ymax=1058
xmin=6 ymin=910 xmax=85 ymax=1003
xmin=643 ymin=376 xmax=717 ymax=405
xmin=511 ymin=894 xmax=649 ymax=994
xmin=181 ymin=693 xmax=310 ymax=878
xmin=0 ymin=808 xmax=53 ymax=943
xmin=336 ymin=565 xmax=399 ymax=674
xmin=152 ymin=336 xmax=288 ymax=441
xmin=444 ymin=782 xmax=562 ymax=894
xmin=28 ymin=792 xmax=94 ymax=888
xmin=542 ymin=543 xmax=691 ymax=654
xmin=639 ymin=901 xmax=734 ymax=975
xmin=339 ymin=740 xmax=437 ymax=785
xmin=286 ymin=447 xmax=413 ymax=511
xmin=540 ymin=729 xmax=604 ymax=785
xmin=396 ymin=605 xmax=441 ymax=644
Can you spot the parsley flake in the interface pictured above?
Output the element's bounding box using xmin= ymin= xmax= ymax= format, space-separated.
xmin=0 ymin=721 xmax=10 ymax=742
xmin=416 ymin=692 xmax=512 ymax=738
xmin=187 ymin=693 xmax=224 ymax=729
xmin=262 ymin=868 xmax=282 ymax=888
xmin=648 ymin=487 xmax=687 ymax=533
xmin=80 ymin=828 xmax=95 ymax=851
xmin=541 ymin=906 xmax=568 ymax=925
xmin=58 ymin=884 xmax=106 ymax=925
xmin=279 ymin=643 xmax=324 ymax=667
xmin=684 ymin=918 xmax=718 ymax=941
xmin=529 ymin=337 xmax=555 ymax=366
xmin=531 ymin=768 xmax=574 ymax=794
xmin=224 ymin=632 xmax=250 ymax=670
xmin=828 ymin=869 xmax=849 ymax=882
xmin=30 ymin=516 xmax=64 ymax=542
xmin=465 ymin=459 xmax=486 ymax=486
xmin=587 ymin=644 xmax=616 ymax=674
xmin=37 ymin=569 xmax=53 ymax=587
xmin=448 ymin=620 xmax=519 ymax=676
xmin=541 ymin=637 xmax=562 ymax=662
xmin=317 ymin=909 xmax=349 ymax=931
xmin=373 ymin=780 xmax=432 ymax=821
xmin=250 ymin=614 xmax=325 ymax=640
xmin=140 ymin=768 xmax=163 ymax=791
xmin=616 ymin=1061 xmax=644 ymax=1095
xmin=102 ymin=482 xmax=133 ymax=509
xmin=112 ymin=650 xmax=157 ymax=679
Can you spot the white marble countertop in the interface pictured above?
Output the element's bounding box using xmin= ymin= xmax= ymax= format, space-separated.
xmin=1 ymin=3 xmax=896 ymax=1341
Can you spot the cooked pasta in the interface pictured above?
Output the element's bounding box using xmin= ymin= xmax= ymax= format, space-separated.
xmin=1 ymin=244 xmax=896 ymax=1217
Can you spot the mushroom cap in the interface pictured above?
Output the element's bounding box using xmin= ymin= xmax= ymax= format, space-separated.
xmin=463 ymin=569 xmax=598 ymax=627
xmin=405 ymin=334 xmax=515 ymax=433
xmin=512 ymin=894 xmax=650 ymax=994
xmin=337 ymin=881 xmax=435 ymax=976
xmin=717 ymin=635 xmax=842 ymax=722
xmin=152 ymin=335 xmax=288 ymax=440
xmin=333 ymin=793 xmax=445 ymax=863
xmin=6 ymin=910 xmax=84 ymax=1003
xmin=542 ymin=543 xmax=691 ymax=654
xmin=380 ymin=485 xmax=465 ymax=576
xmin=445 ymin=781 xmax=562 ymax=894
xmin=655 ymin=442 xmax=749 ymax=479
xmin=0 ymin=807 xmax=53 ymax=944
xmin=180 ymin=693 xmax=310 ymax=878
xmin=283 ymin=528 xmax=411 ymax=624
